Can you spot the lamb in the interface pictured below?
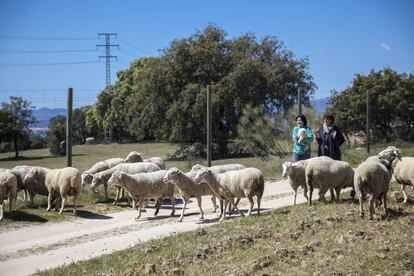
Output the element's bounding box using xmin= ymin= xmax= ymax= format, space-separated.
xmin=107 ymin=170 xmax=175 ymax=220
xmin=354 ymin=159 xmax=391 ymax=219
xmin=282 ymin=160 xmax=309 ymax=205
xmin=163 ymin=168 xmax=217 ymax=222
xmin=125 ymin=151 xmax=143 ymax=163
xmin=82 ymin=158 xmax=125 ymax=187
xmin=0 ymin=171 xmax=17 ymax=221
xmin=90 ymin=162 xmax=161 ymax=201
xmin=22 ymin=166 xmax=51 ymax=207
xmin=194 ymin=167 xmax=264 ymax=221
xmin=305 ymin=157 xmax=354 ymax=206
xmin=45 ymin=167 xmax=81 ymax=215
xmin=377 ymin=146 xmax=414 ymax=203
xmin=143 ymin=157 xmax=166 ymax=170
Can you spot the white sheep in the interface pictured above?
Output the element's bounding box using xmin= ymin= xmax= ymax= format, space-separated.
xmin=143 ymin=157 xmax=166 ymax=170
xmin=45 ymin=167 xmax=81 ymax=215
xmin=163 ymin=168 xmax=217 ymax=222
xmin=22 ymin=166 xmax=51 ymax=207
xmin=81 ymin=158 xmax=125 ymax=187
xmin=377 ymin=146 xmax=414 ymax=203
xmin=282 ymin=160 xmax=309 ymax=205
xmin=354 ymin=159 xmax=391 ymax=219
xmin=0 ymin=171 xmax=17 ymax=221
xmin=107 ymin=170 xmax=175 ymax=220
xmin=125 ymin=151 xmax=143 ymax=163
xmin=305 ymin=157 xmax=354 ymax=206
xmin=194 ymin=167 xmax=264 ymax=221
xmin=90 ymin=162 xmax=160 ymax=202
xmin=9 ymin=165 xmax=34 ymax=202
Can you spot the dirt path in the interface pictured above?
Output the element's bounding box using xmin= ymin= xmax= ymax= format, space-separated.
xmin=0 ymin=179 xmax=308 ymax=276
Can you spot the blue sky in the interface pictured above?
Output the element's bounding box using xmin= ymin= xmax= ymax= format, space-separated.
xmin=0 ymin=0 xmax=413 ymax=109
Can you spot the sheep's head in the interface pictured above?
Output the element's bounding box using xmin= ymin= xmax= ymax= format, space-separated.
xmin=378 ymin=146 xmax=402 ymax=162
xmin=108 ymin=171 xmax=124 ymax=187
xmin=81 ymin=173 xmax=93 ymax=187
xmin=125 ymin=151 xmax=143 ymax=163
xmin=194 ymin=168 xmax=212 ymax=184
xmin=298 ymin=128 xmax=307 ymax=138
xmin=191 ymin=164 xmax=205 ymax=172
xmin=23 ymin=168 xmax=39 ymax=186
xmin=90 ymin=174 xmax=103 ymax=192
xmin=282 ymin=161 xmax=293 ymax=178
xmin=163 ymin=168 xmax=181 ymax=184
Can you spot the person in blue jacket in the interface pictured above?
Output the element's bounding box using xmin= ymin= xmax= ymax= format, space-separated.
xmin=315 ymin=114 xmax=345 ymax=160
xmin=292 ymin=114 xmax=314 ymax=162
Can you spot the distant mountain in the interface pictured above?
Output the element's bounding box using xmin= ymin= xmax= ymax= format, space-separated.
xmin=30 ymin=107 xmax=67 ymax=128
xmin=310 ymin=97 xmax=329 ymax=116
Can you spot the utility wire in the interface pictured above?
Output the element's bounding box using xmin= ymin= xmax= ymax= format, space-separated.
xmin=0 ymin=35 xmax=98 ymax=40
xmin=0 ymin=49 xmax=99 ymax=54
xmin=0 ymin=61 xmax=100 ymax=66
xmin=117 ymin=38 xmax=153 ymax=55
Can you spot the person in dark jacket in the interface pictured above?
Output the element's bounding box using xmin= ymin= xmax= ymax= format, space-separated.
xmin=315 ymin=114 xmax=345 ymax=160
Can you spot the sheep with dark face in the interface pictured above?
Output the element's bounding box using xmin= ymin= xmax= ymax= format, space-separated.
xmin=194 ymin=167 xmax=264 ymax=222
xmin=163 ymin=168 xmax=216 ymax=222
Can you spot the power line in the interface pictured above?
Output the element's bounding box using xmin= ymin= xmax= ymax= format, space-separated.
xmin=0 ymin=49 xmax=99 ymax=54
xmin=97 ymin=33 xmax=118 ymax=86
xmin=0 ymin=61 xmax=100 ymax=67
xmin=0 ymin=35 xmax=98 ymax=40
xmin=117 ymin=38 xmax=153 ymax=55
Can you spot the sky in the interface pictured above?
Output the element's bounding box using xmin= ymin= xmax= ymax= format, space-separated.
xmin=0 ymin=0 xmax=413 ymax=109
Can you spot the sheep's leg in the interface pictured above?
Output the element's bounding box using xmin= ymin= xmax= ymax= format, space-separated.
xmin=135 ymin=198 xmax=146 ymax=220
xmin=211 ymin=195 xmax=217 ymax=212
xmin=319 ymin=188 xmax=328 ymax=204
xmin=0 ymin=203 xmax=3 ymax=221
xmin=232 ymin=198 xmax=241 ymax=212
xmin=219 ymin=200 xmax=228 ymax=222
xmin=334 ymin=187 xmax=342 ymax=203
xmin=170 ymin=196 xmax=175 ymax=216
xmin=257 ymin=195 xmax=261 ymax=216
xmin=218 ymin=199 xmax=224 ymax=217
xmin=178 ymin=196 xmax=188 ymax=222
xmin=329 ymin=188 xmax=335 ymax=203
xmin=401 ymin=184 xmax=408 ymax=203
xmin=196 ymin=196 xmax=204 ymax=220
xmin=9 ymin=187 xmax=16 ymax=213
xmin=246 ymin=195 xmax=254 ymax=217
xmin=309 ymin=186 xmax=313 ymax=206
xmin=383 ymin=193 xmax=388 ymax=216
xmin=73 ymin=192 xmax=78 ymax=215
xmin=59 ymin=195 xmax=66 ymax=214
xmin=359 ymin=194 xmax=365 ymax=218
xmin=294 ymin=188 xmax=297 ymax=206
xmin=104 ymin=183 xmax=108 ymax=201
xmin=368 ymin=195 xmax=375 ymax=220
xmin=120 ymin=188 xmax=125 ymax=199
xmin=47 ymin=192 xmax=52 ymax=212
xmin=303 ymin=184 xmax=308 ymax=201
xmin=229 ymin=197 xmax=245 ymax=217
xmin=54 ymin=196 xmax=61 ymax=211
xmin=154 ymin=198 xmax=162 ymax=216
xmin=28 ymin=190 xmax=35 ymax=208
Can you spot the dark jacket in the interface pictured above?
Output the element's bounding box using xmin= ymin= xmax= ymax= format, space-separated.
xmin=315 ymin=125 xmax=345 ymax=160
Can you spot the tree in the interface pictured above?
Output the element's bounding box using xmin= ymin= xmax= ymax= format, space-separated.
xmin=1 ymin=97 xmax=36 ymax=158
xmin=103 ymin=24 xmax=316 ymax=156
xmin=46 ymin=115 xmax=66 ymax=156
xmin=0 ymin=108 xmax=16 ymax=145
xmin=72 ymin=107 xmax=91 ymax=144
xmin=326 ymin=68 xmax=414 ymax=142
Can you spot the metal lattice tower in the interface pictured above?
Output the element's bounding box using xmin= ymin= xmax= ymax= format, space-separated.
xmin=97 ymin=33 xmax=119 ymax=86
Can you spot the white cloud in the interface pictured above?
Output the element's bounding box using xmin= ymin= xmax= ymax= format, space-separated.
xmin=380 ymin=42 xmax=391 ymax=51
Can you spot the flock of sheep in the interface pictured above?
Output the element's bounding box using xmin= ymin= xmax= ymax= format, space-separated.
xmin=0 ymin=151 xmax=264 ymax=222
xmin=1 ymin=146 xmax=413 ymax=222
xmin=282 ymin=146 xmax=414 ymax=219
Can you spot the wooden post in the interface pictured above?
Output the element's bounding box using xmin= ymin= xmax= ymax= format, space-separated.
xmin=207 ymin=85 xmax=212 ymax=167
xmin=366 ymin=89 xmax=370 ymax=154
xmin=67 ymin=88 xmax=73 ymax=167
xmin=298 ymin=90 xmax=302 ymax=115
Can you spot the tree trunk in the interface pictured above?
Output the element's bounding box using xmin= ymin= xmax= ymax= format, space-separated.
xmin=13 ymin=137 xmax=19 ymax=159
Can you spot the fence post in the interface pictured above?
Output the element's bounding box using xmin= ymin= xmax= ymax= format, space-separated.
xmin=67 ymin=88 xmax=73 ymax=167
xmin=207 ymin=85 xmax=212 ymax=167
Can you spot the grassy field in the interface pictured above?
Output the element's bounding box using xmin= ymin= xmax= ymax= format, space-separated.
xmin=1 ymin=142 xmax=413 ymax=228
xmin=38 ymin=181 xmax=414 ymax=275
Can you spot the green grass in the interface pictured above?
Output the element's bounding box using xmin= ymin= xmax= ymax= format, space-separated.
xmin=37 ymin=181 xmax=414 ymax=275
